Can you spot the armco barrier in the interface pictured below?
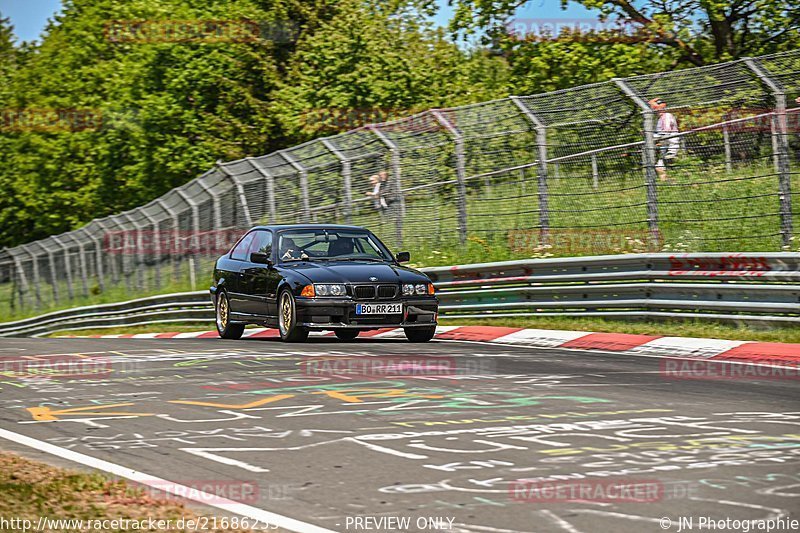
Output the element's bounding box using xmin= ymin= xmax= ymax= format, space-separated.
xmin=1 ymin=253 xmax=798 ymax=337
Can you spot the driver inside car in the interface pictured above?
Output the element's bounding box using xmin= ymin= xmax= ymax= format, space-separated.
xmin=280 ymin=237 xmax=306 ymax=260
xmin=328 ymin=237 xmax=354 ymax=257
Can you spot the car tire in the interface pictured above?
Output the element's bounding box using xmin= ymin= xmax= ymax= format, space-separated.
xmin=404 ymin=326 xmax=436 ymax=343
xmin=334 ymin=329 xmax=359 ymax=341
xmin=278 ymin=289 xmax=309 ymax=342
xmin=216 ymin=291 xmax=245 ymax=340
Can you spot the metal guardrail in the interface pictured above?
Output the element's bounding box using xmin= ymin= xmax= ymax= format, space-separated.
xmin=1 ymin=253 xmax=798 ymax=337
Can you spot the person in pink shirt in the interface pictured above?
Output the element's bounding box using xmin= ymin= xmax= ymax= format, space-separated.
xmin=649 ymin=97 xmax=680 ymax=181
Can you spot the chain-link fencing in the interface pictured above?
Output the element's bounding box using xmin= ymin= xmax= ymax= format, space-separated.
xmin=2 ymin=50 xmax=799 ymax=314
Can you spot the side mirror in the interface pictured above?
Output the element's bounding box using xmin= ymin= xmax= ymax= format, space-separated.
xmin=396 ymin=251 xmax=410 ymax=263
xmin=250 ymin=252 xmax=272 ymax=265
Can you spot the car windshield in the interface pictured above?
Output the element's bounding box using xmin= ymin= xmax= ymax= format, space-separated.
xmin=277 ymin=229 xmax=393 ymax=263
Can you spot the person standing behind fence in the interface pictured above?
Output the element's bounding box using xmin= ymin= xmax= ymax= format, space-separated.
xmin=649 ymin=97 xmax=680 ymax=181
xmin=365 ymin=173 xmax=388 ymax=211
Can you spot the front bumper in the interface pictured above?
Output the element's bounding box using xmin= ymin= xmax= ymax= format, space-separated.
xmin=295 ymin=297 xmax=438 ymax=330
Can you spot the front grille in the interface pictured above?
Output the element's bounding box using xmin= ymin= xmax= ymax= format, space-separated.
xmin=378 ymin=285 xmax=397 ymax=298
xmin=353 ymin=284 xmax=398 ymax=299
xmin=354 ymin=285 xmax=376 ymax=299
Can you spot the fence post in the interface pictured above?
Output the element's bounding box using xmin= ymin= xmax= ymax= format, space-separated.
xmin=10 ymin=250 xmax=32 ymax=309
xmin=156 ymin=198 xmax=181 ymax=283
xmin=510 ymin=96 xmax=550 ymax=244
xmin=140 ymin=209 xmax=161 ymax=289
xmin=247 ymin=157 xmax=277 ymax=223
xmin=95 ymin=219 xmax=120 ymax=286
xmin=277 ymin=152 xmax=310 ymax=223
xmin=196 ymin=179 xmax=223 ymax=258
xmin=744 ymin=57 xmax=793 ymax=248
xmin=431 ymin=110 xmax=469 ymax=245
xmin=51 ymin=236 xmax=77 ymax=301
xmin=175 ymin=190 xmax=202 ymax=288
xmin=369 ymin=125 xmax=405 ymax=248
xmin=45 ymin=244 xmax=60 ymax=304
xmin=85 ymin=223 xmax=106 ymax=294
xmin=67 ymin=233 xmax=90 ymax=298
xmin=25 ymin=247 xmax=42 ymax=308
xmin=614 ymin=79 xmax=661 ymax=249
xmin=321 ymin=138 xmax=353 ymax=224
xmin=722 ymin=122 xmax=733 ymax=173
xmin=217 ymin=163 xmax=254 ymax=227
xmin=119 ymin=213 xmax=145 ymax=293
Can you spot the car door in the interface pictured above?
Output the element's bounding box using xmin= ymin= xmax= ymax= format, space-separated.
xmin=227 ymin=231 xmax=256 ymax=315
xmin=239 ymin=230 xmax=279 ymax=317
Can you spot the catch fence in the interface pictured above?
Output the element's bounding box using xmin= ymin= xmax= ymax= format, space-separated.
xmin=2 ymin=50 xmax=799 ymax=313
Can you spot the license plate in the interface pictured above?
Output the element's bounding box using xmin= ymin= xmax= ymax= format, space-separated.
xmin=355 ymin=303 xmax=403 ymax=315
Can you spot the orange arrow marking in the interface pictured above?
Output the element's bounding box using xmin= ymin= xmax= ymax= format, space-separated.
xmin=169 ymin=394 xmax=294 ymax=409
xmin=25 ymin=403 xmax=155 ymax=422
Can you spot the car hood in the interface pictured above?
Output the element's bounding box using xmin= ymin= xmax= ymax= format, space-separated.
xmin=285 ymin=261 xmax=430 ymax=284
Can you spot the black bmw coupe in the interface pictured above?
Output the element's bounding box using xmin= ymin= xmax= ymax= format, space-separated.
xmin=210 ymin=224 xmax=439 ymax=342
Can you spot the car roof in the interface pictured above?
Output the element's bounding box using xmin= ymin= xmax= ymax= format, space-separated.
xmin=249 ymin=224 xmax=369 ymax=232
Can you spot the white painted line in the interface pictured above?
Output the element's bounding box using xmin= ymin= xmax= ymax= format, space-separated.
xmin=491 ymin=328 xmax=590 ymax=347
xmin=438 ymin=338 xmax=800 ymax=370
xmin=172 ymin=331 xmax=208 ymax=338
xmin=241 ymin=328 xmax=269 ymax=338
xmin=629 ymin=337 xmax=750 ymax=358
xmin=0 ymin=427 xmax=336 ymax=533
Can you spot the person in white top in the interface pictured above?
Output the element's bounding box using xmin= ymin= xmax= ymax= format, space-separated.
xmin=365 ymin=171 xmax=388 ymax=211
xmin=649 ymin=97 xmax=680 ymax=181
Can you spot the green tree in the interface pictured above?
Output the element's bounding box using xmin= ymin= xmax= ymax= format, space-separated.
xmin=272 ymin=0 xmax=509 ymax=143
xmin=449 ymin=0 xmax=800 ymax=66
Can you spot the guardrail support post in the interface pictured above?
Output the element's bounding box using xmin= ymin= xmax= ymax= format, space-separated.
xmin=432 ymin=110 xmax=469 ymax=245
xmin=277 ymin=152 xmax=311 ymax=223
xmin=614 ymin=79 xmax=661 ymax=249
xmin=370 ymin=125 xmax=405 ymax=248
xmin=322 ymin=139 xmax=353 ymax=224
xmin=511 ymin=96 xmax=550 ymax=244
xmin=744 ymin=58 xmax=793 ymax=248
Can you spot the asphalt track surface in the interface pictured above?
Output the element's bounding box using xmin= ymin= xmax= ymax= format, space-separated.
xmin=0 ymin=335 xmax=798 ymax=533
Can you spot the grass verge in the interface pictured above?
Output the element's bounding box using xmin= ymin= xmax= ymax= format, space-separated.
xmin=0 ymin=451 xmax=258 ymax=532
xmin=439 ymin=316 xmax=800 ymax=343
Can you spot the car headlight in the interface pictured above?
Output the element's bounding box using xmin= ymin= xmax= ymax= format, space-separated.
xmin=314 ymin=284 xmax=347 ymax=297
xmin=402 ymin=283 xmax=415 ymax=296
xmin=415 ymin=283 xmax=427 ymax=295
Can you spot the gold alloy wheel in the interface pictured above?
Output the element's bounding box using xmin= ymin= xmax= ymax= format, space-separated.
xmin=217 ymin=294 xmax=229 ymax=331
xmin=280 ymin=292 xmax=292 ymax=333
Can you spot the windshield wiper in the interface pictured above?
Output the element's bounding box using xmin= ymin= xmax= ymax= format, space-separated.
xmin=325 ymin=257 xmax=387 ymax=262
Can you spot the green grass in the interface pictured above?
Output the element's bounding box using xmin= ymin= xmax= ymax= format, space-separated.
xmin=3 ymin=154 xmax=798 ymax=323
xmin=440 ymin=316 xmax=800 ymax=343
xmin=0 ymin=452 xmax=259 ymax=532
